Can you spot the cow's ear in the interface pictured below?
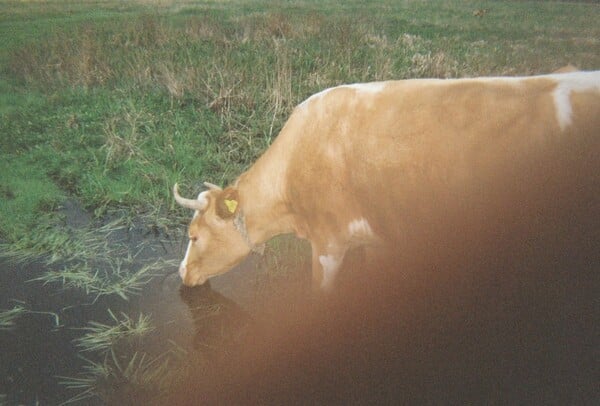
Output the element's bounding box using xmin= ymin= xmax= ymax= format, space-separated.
xmin=216 ymin=187 xmax=239 ymax=219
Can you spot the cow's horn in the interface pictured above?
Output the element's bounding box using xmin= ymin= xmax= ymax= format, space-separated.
xmin=203 ymin=182 xmax=222 ymax=191
xmin=173 ymin=183 xmax=208 ymax=211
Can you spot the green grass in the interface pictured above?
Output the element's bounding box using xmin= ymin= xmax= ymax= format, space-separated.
xmin=74 ymin=310 xmax=154 ymax=353
xmin=32 ymin=258 xmax=168 ymax=301
xmin=2 ymin=0 xmax=598 ymax=254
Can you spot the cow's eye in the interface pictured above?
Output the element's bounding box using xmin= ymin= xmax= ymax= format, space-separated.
xmin=190 ymin=236 xmax=198 ymax=243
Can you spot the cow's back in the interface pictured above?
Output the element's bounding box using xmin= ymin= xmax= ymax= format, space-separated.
xmin=283 ymin=72 xmax=600 ymax=242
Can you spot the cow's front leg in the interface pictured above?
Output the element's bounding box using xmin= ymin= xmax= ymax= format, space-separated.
xmin=311 ymin=242 xmax=346 ymax=291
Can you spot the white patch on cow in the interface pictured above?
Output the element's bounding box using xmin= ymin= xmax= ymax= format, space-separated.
xmin=553 ymin=85 xmax=573 ymax=131
xmin=179 ymin=240 xmax=193 ymax=279
xmin=319 ymin=254 xmax=342 ymax=291
xmin=425 ymin=71 xmax=600 ymax=131
xmin=298 ymin=82 xmax=387 ymax=110
xmin=344 ymin=82 xmax=387 ymax=94
xmin=298 ymin=87 xmax=335 ymax=109
xmin=469 ymin=71 xmax=599 ymax=132
xmin=550 ymin=71 xmax=600 ymax=131
xmin=348 ymin=218 xmax=374 ymax=239
xmin=180 ymin=207 xmax=204 ymax=281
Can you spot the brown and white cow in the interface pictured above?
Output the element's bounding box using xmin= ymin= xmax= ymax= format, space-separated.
xmin=174 ymin=70 xmax=600 ymax=289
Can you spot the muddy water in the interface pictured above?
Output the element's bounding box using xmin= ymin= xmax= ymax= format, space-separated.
xmin=0 ymin=258 xmax=93 ymax=405
xmin=0 ymin=200 xmax=290 ymax=405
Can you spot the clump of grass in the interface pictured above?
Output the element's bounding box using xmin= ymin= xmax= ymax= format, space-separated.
xmin=6 ymin=212 xmax=177 ymax=302
xmin=0 ymin=215 xmax=135 ymax=267
xmin=32 ymin=258 xmax=170 ymax=301
xmin=101 ymin=101 xmax=153 ymax=171
xmin=0 ymin=226 xmax=115 ymax=266
xmin=75 ymin=310 xmax=154 ymax=354
xmin=0 ymin=304 xmax=60 ymax=330
xmin=61 ymin=309 xmax=186 ymax=404
xmin=0 ymin=305 xmax=26 ymax=330
xmin=58 ymin=357 xmax=110 ymax=405
xmin=60 ymin=345 xmax=188 ymax=405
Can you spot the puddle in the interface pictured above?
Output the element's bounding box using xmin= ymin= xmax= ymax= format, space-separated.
xmin=0 ymin=199 xmax=301 ymax=404
xmin=0 ymin=258 xmax=100 ymax=405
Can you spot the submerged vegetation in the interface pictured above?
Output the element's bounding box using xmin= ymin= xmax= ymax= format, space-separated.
xmin=1 ymin=0 xmax=599 ymax=403
xmin=60 ymin=311 xmax=174 ymax=403
xmin=0 ymin=306 xmax=26 ymax=331
xmin=62 ymin=327 xmax=186 ymax=404
xmin=60 ymin=347 xmax=187 ymax=405
xmin=33 ymin=258 xmax=172 ymax=301
xmin=74 ymin=310 xmax=154 ymax=354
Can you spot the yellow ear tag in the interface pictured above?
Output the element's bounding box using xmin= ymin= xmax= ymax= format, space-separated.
xmin=224 ymin=199 xmax=238 ymax=214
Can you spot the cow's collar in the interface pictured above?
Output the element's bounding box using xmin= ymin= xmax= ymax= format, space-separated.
xmin=233 ymin=209 xmax=265 ymax=256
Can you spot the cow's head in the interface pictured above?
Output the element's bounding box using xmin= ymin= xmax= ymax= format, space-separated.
xmin=173 ymin=182 xmax=251 ymax=286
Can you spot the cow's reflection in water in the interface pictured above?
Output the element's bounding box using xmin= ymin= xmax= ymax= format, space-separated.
xmin=178 ymin=283 xmax=251 ymax=356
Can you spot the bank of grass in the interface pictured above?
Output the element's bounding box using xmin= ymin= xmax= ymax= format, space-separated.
xmin=2 ymin=0 xmax=598 ymax=255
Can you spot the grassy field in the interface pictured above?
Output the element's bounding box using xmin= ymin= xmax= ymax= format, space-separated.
xmin=0 ymin=0 xmax=599 ymax=402
xmin=1 ymin=0 xmax=599 ymax=252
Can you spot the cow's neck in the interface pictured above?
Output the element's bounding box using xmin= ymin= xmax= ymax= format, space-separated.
xmin=235 ymin=148 xmax=296 ymax=246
